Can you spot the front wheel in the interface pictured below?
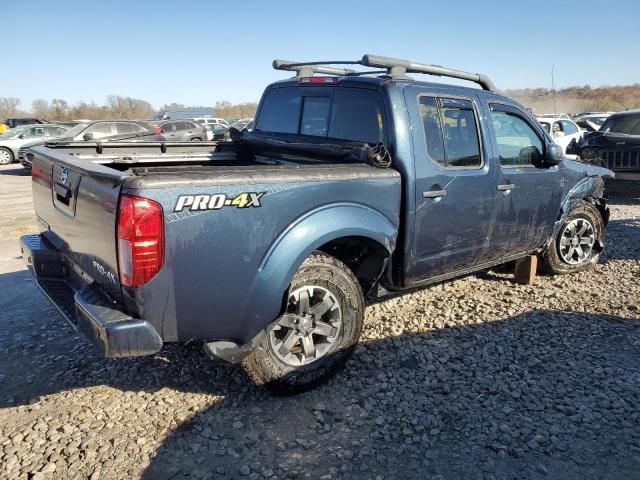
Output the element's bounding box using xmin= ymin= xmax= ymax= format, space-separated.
xmin=542 ymin=202 xmax=604 ymax=274
xmin=0 ymin=148 xmax=14 ymax=165
xmin=242 ymin=252 xmax=364 ymax=393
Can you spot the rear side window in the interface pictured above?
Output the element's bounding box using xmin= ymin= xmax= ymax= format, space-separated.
xmin=418 ymin=96 xmax=482 ymax=168
xmin=256 ymin=87 xmax=385 ymax=144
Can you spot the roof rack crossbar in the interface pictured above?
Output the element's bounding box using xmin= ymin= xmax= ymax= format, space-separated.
xmin=272 ymin=54 xmax=496 ymax=91
xmin=361 ymin=54 xmax=496 ymax=91
xmin=272 ymin=59 xmax=360 ymax=77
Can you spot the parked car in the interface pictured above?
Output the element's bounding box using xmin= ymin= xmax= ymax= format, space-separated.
xmin=152 ymin=107 xmax=214 ymax=121
xmin=157 ymin=120 xmax=208 ymax=141
xmin=211 ymin=118 xmax=254 ymax=140
xmin=18 ymin=120 xmax=154 ymax=167
xmin=20 ymin=54 xmax=612 ymax=393
xmin=536 ymin=116 xmax=583 ymax=158
xmin=190 ymin=117 xmax=229 ymax=129
xmin=0 ymin=124 xmax=68 ymax=165
xmin=4 ymin=117 xmax=47 ymax=129
xmin=567 ymin=109 xmax=640 ymax=181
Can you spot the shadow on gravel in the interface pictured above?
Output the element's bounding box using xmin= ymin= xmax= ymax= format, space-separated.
xmin=2 ymin=266 xmax=639 ymax=479
xmin=0 ymin=165 xmax=30 ymax=176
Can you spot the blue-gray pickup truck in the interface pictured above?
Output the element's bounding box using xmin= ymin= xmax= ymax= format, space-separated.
xmin=21 ymin=55 xmax=613 ymax=392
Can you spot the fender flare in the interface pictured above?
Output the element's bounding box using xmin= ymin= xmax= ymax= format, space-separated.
xmin=236 ymin=202 xmax=398 ymax=344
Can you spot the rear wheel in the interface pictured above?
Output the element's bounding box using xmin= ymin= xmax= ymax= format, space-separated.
xmin=242 ymin=252 xmax=364 ymax=393
xmin=0 ymin=148 xmax=14 ymax=165
xmin=543 ymin=202 xmax=603 ymax=274
xmin=191 ymin=137 xmax=202 ymax=142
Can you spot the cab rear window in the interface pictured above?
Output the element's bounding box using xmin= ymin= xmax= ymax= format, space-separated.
xmin=255 ymin=87 xmax=386 ymax=144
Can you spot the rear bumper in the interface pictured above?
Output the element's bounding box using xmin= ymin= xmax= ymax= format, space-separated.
xmin=20 ymin=234 xmax=162 ymax=358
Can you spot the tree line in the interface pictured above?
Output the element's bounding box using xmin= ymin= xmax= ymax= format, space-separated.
xmin=0 ymin=97 xmax=258 ymax=122
xmin=504 ymin=84 xmax=640 ymax=114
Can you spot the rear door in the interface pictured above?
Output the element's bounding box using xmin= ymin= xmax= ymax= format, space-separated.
xmin=404 ymin=87 xmax=498 ymax=283
xmin=486 ymin=102 xmax=562 ymax=257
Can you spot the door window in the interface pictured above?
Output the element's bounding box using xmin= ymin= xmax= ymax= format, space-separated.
xmin=490 ymin=110 xmax=543 ymax=166
xmin=161 ymin=123 xmax=175 ymax=132
xmin=84 ymin=122 xmax=113 ymax=139
xmin=21 ymin=127 xmax=45 ymax=139
xmin=418 ymin=96 xmax=482 ymax=168
xmin=560 ymin=120 xmax=578 ymax=135
xmin=115 ymin=123 xmax=143 ymax=134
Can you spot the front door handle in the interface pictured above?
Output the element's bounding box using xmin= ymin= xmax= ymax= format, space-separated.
xmin=423 ymin=190 xmax=447 ymax=199
xmin=497 ymin=183 xmax=515 ymax=191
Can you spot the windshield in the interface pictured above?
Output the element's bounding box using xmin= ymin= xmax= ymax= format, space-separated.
xmin=58 ymin=123 xmax=89 ymax=138
xmin=600 ymin=113 xmax=640 ymax=135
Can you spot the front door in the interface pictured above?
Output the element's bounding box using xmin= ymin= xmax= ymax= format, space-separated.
xmin=486 ymin=103 xmax=562 ymax=257
xmin=405 ymin=87 xmax=498 ymax=284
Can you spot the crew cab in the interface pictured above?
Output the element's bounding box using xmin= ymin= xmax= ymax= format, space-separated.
xmin=21 ymin=55 xmax=613 ymax=392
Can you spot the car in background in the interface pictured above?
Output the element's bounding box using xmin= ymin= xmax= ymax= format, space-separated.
xmin=190 ymin=117 xmax=229 ymax=130
xmin=152 ymin=107 xmax=214 ymax=122
xmin=0 ymin=124 xmax=69 ymax=165
xmin=536 ymin=116 xmax=582 ymax=158
xmin=157 ymin=120 xmax=208 ymax=142
xmin=573 ymin=113 xmax=612 ymax=132
xmin=4 ymin=118 xmax=48 ymax=129
xmin=210 ymin=118 xmax=254 ymax=141
xmin=18 ymin=120 xmax=155 ymax=167
xmin=567 ymin=109 xmax=640 ymax=182
xmin=0 ymin=123 xmax=8 ymax=134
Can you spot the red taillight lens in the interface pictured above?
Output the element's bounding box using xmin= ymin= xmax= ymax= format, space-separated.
xmin=298 ymin=76 xmax=339 ymax=84
xmin=117 ymin=194 xmax=164 ymax=288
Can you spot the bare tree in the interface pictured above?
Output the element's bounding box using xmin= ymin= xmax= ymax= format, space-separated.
xmin=32 ymin=98 xmax=51 ymax=119
xmin=50 ymin=99 xmax=69 ymax=120
xmin=0 ymin=97 xmax=22 ymax=120
xmin=106 ymin=95 xmax=154 ymax=119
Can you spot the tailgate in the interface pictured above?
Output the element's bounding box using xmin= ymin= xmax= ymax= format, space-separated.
xmin=30 ymin=146 xmax=125 ymax=302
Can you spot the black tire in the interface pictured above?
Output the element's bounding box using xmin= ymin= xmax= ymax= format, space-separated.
xmin=542 ymin=201 xmax=604 ymax=274
xmin=190 ymin=137 xmax=202 ymax=142
xmin=242 ymin=251 xmax=364 ymax=393
xmin=0 ymin=147 xmax=14 ymax=165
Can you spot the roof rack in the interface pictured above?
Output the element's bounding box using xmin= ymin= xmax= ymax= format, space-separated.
xmin=272 ymin=54 xmax=496 ymax=91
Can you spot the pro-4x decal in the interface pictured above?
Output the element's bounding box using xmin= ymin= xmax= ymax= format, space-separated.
xmin=174 ymin=192 xmax=265 ymax=212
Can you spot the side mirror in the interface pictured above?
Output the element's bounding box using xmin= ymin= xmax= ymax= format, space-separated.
xmin=83 ymin=132 xmax=94 ymax=141
xmin=544 ymin=142 xmax=564 ymax=166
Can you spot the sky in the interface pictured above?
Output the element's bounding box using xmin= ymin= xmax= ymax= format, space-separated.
xmin=3 ymin=0 xmax=639 ymax=111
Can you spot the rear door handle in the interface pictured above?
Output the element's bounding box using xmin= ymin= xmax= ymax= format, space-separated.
xmin=497 ymin=183 xmax=514 ymax=191
xmin=423 ymin=190 xmax=447 ymax=199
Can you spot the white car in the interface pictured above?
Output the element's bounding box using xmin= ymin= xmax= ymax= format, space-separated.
xmin=189 ymin=118 xmax=230 ymax=140
xmin=536 ymin=117 xmax=582 ymax=159
xmin=0 ymin=124 xmax=69 ymax=165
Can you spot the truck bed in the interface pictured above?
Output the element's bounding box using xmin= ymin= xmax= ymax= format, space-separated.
xmin=28 ymin=142 xmax=401 ymax=346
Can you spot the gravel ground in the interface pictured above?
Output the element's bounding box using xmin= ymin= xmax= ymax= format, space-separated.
xmin=0 ymin=163 xmax=639 ymax=480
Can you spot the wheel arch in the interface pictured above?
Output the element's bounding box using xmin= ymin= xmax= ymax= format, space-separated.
xmin=238 ymin=203 xmax=398 ymax=344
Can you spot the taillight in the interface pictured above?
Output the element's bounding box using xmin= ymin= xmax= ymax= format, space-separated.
xmin=117 ymin=194 xmax=164 ymax=288
xmin=298 ymin=76 xmax=339 ymax=84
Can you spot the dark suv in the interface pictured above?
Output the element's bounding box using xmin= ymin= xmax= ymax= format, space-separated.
xmin=5 ymin=118 xmax=47 ymax=129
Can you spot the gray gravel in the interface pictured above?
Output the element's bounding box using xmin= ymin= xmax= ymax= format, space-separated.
xmin=0 ymin=163 xmax=639 ymax=479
